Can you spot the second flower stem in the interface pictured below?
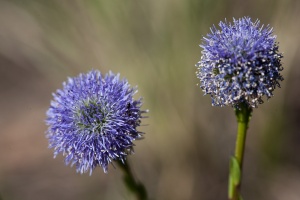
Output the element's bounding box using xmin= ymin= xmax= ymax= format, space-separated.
xmin=234 ymin=104 xmax=252 ymax=167
xmin=229 ymin=103 xmax=252 ymax=200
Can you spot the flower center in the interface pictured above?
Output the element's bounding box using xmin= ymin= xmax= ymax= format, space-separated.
xmin=76 ymin=101 xmax=107 ymax=134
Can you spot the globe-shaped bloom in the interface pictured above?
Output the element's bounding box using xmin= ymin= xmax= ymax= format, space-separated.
xmin=46 ymin=70 xmax=146 ymax=174
xmin=196 ymin=17 xmax=283 ymax=108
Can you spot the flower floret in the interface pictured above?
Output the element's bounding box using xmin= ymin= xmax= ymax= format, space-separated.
xmin=196 ymin=17 xmax=283 ymax=107
xmin=46 ymin=70 xmax=146 ymax=174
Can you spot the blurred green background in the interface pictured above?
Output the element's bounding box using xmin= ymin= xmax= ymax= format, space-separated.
xmin=1 ymin=0 xmax=300 ymax=199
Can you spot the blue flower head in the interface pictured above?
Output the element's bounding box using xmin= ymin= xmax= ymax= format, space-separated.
xmin=46 ymin=70 xmax=147 ymax=174
xmin=196 ymin=17 xmax=283 ymax=108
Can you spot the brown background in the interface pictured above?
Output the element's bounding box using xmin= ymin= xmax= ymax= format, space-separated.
xmin=1 ymin=0 xmax=300 ymax=199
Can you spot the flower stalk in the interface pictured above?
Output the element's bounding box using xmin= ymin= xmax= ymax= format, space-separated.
xmin=117 ymin=160 xmax=147 ymax=200
xmin=228 ymin=103 xmax=252 ymax=200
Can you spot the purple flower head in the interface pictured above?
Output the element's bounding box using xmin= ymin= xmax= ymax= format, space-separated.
xmin=46 ymin=70 xmax=147 ymax=174
xmin=196 ymin=17 xmax=283 ymax=108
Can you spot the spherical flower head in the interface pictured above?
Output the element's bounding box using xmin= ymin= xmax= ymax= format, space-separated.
xmin=196 ymin=17 xmax=283 ymax=108
xmin=46 ymin=70 xmax=147 ymax=174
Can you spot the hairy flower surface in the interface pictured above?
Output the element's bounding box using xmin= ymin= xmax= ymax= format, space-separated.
xmin=46 ymin=70 xmax=146 ymax=174
xmin=196 ymin=17 xmax=283 ymax=107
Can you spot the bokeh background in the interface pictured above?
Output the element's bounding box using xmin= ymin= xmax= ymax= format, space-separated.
xmin=1 ymin=0 xmax=300 ymax=199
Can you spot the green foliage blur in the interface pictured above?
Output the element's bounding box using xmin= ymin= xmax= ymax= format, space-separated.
xmin=1 ymin=0 xmax=300 ymax=200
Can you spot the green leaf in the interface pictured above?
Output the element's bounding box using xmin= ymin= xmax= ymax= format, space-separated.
xmin=230 ymin=156 xmax=241 ymax=185
xmin=228 ymin=156 xmax=241 ymax=198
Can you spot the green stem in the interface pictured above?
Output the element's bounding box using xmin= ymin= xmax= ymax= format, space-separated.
xmin=234 ymin=104 xmax=252 ymax=167
xmin=229 ymin=102 xmax=252 ymax=200
xmin=117 ymin=159 xmax=147 ymax=200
